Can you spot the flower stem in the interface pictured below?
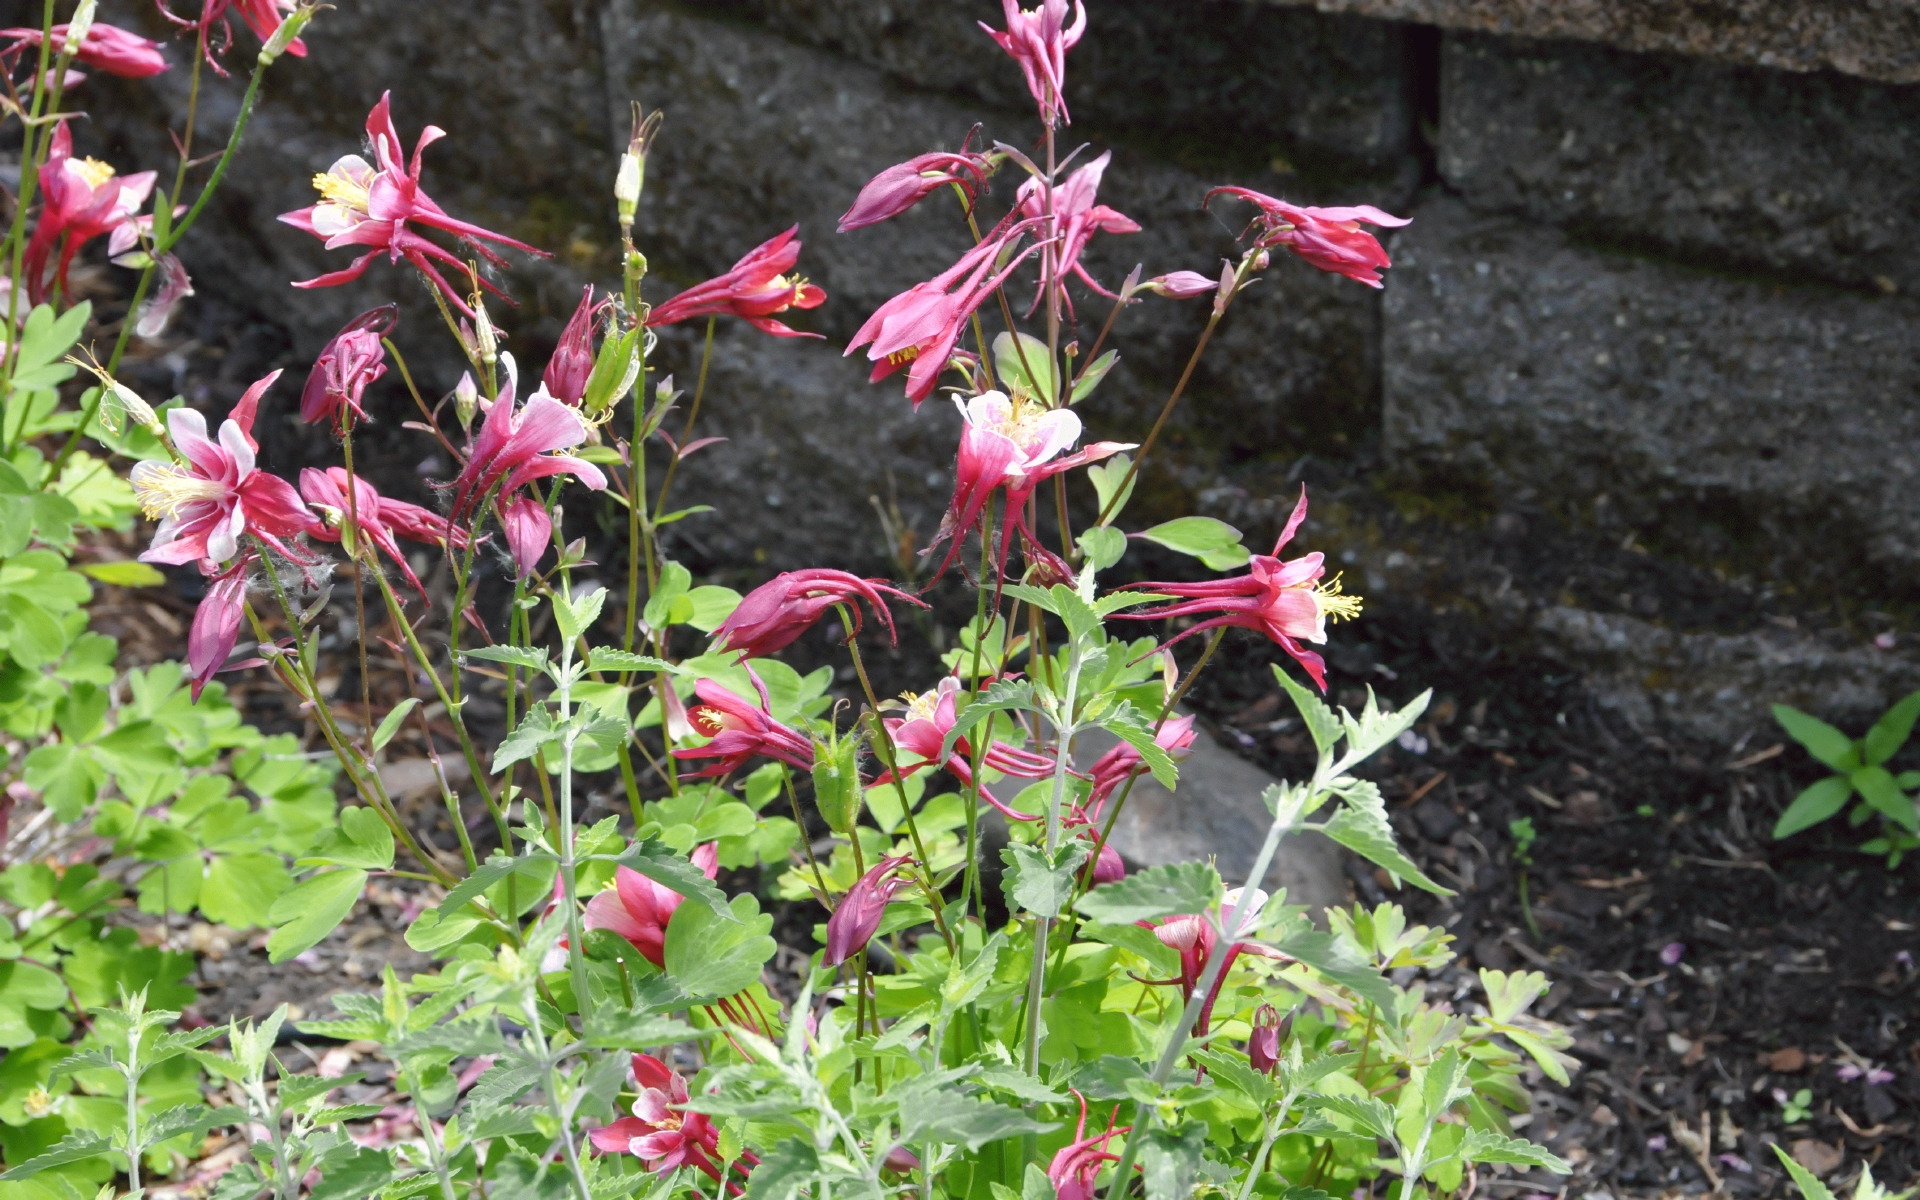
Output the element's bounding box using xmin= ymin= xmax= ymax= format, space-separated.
xmin=653 ymin=314 xmax=715 ymax=516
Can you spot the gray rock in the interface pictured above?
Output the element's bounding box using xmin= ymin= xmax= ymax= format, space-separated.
xmin=1381 ymin=196 xmax=1920 ymax=584
xmin=1534 ymin=605 xmax=1920 ymax=743
xmin=1439 ymin=31 xmax=1920 ymax=294
xmin=1260 ymin=0 xmax=1920 ymax=85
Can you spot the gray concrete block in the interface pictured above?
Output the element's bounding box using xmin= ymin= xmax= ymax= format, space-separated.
xmin=1439 ymin=31 xmax=1920 ymax=294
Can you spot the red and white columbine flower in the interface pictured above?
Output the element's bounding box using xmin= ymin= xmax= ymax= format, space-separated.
xmin=588 ymin=1054 xmax=745 ymax=1186
xmin=825 ymin=854 xmax=914 ymax=966
xmin=645 ymin=226 xmax=825 ymax=338
xmin=1048 ymin=1091 xmax=1129 ymax=1200
xmin=0 ymin=23 xmax=169 ymax=77
xmin=673 ymin=676 xmax=815 ymax=780
xmin=132 ymin=372 xmax=320 ymax=567
xmin=1116 ymin=488 xmax=1360 ymax=691
xmin=499 ymin=494 xmax=549 ymax=581
xmin=185 ymin=555 xmax=253 ymax=701
xmin=874 ymin=676 xmax=1058 ymax=820
xmin=447 ymin=371 xmax=608 ymax=521
xmin=297 ymin=467 xmax=467 ymax=600
xmin=280 ymin=93 xmax=549 ymax=316
xmin=300 ymin=305 xmax=395 ymax=427
xmin=1206 ymin=187 xmax=1409 ymax=289
xmin=923 ymin=390 xmax=1132 ymax=582
xmin=839 ymin=138 xmax=995 ymax=233
xmin=1141 ymin=886 xmax=1280 ymax=1039
xmin=582 ymin=843 xmax=718 ymax=970
xmin=24 ymin=124 xmax=155 ymax=304
xmin=711 ymin=569 xmax=923 ymax=660
xmin=1015 ymin=150 xmax=1138 ymax=316
xmin=980 ymin=0 xmax=1086 ymax=127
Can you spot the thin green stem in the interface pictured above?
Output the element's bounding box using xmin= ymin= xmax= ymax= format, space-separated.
xmin=653 ymin=314 xmax=714 ymax=516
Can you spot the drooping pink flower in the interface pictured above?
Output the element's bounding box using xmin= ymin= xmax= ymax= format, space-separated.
xmin=131 ymin=252 xmax=194 ymax=338
xmin=1115 ymin=488 xmax=1360 ymax=691
xmin=447 ymin=372 xmax=608 ymax=521
xmin=839 ymin=140 xmax=994 ymax=233
xmin=543 ymin=285 xmax=600 ymax=406
xmin=673 ymin=676 xmax=815 ymax=780
xmin=24 ymin=124 xmax=156 ymax=304
xmin=131 ymin=372 xmax=322 ymax=567
xmin=300 ymin=304 xmax=395 ymax=427
xmin=587 ymin=1054 xmax=728 ymax=1184
xmin=845 ymin=219 xmax=1046 ymax=407
xmin=1247 ymin=1003 xmax=1291 ymax=1075
xmin=581 ymin=844 xmax=718 ymax=969
xmin=1140 ymin=887 xmax=1277 ymax=1038
xmin=1084 ymin=714 xmax=1197 ymax=821
xmin=712 ymin=569 xmax=924 ymax=660
xmin=0 ymin=23 xmax=168 ymax=77
xmin=280 ymin=94 xmax=549 ymax=317
xmin=298 ymin=466 xmax=469 ymax=600
xmin=873 ymin=676 xmax=1058 ymax=821
xmin=186 ymin=555 xmax=252 ymax=701
xmin=1015 ymin=151 xmax=1138 ymax=316
xmin=1142 ymin=270 xmax=1217 ymax=299
xmin=1206 ymin=187 xmax=1409 ymax=288
xmin=980 ymin=0 xmax=1086 ymax=127
xmin=825 ymin=854 xmax=914 ymax=966
xmin=1047 ymin=1091 xmax=1128 ymax=1200
xmin=157 ymin=0 xmax=305 ymax=75
xmin=499 ymin=493 xmax=549 ymax=581
xmin=644 ymin=226 xmax=825 ymax=338
xmin=921 ymin=390 xmax=1131 ymax=582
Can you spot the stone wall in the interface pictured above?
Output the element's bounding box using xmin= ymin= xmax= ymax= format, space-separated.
xmin=52 ymin=0 xmax=1920 ymax=739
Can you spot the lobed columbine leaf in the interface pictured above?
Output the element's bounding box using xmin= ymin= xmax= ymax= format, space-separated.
xmin=999 ymin=841 xmax=1088 ymax=918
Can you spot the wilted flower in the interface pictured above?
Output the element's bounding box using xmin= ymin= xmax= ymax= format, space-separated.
xmin=300 ymin=305 xmax=395 ymax=427
xmin=980 ymin=0 xmax=1086 ymax=127
xmin=582 ymin=844 xmax=717 ymax=969
xmin=499 ymin=493 xmax=549 ymax=581
xmin=297 ymin=467 xmax=468 ymax=600
xmin=839 ymin=139 xmax=994 ymax=233
xmin=1206 ymin=187 xmax=1409 ymax=288
xmin=0 ymin=22 xmax=168 ymax=77
xmin=280 ymin=93 xmax=549 ymax=316
xmin=824 ymin=854 xmax=914 ymax=966
xmin=711 ymin=569 xmax=923 ymax=660
xmin=587 ymin=1054 xmax=736 ymax=1185
xmin=874 ymin=676 xmax=1058 ymax=820
xmin=186 ymin=556 xmax=252 ymax=701
xmin=131 ymin=253 xmax=195 ymax=339
xmin=1047 ymin=1091 xmax=1126 ymax=1200
xmin=645 ymin=226 xmax=825 ymax=338
xmin=673 ymin=676 xmax=815 ymax=779
xmin=157 ymin=0 xmax=305 ymax=75
xmin=447 ymin=370 xmax=608 ymax=521
xmin=1117 ymin=488 xmax=1360 ymax=691
xmin=543 ymin=286 xmax=601 ymax=406
xmin=131 ymin=372 xmax=321 ymax=567
xmin=1015 ymin=151 xmax=1138 ymax=316
xmin=24 ymin=124 xmax=155 ymax=304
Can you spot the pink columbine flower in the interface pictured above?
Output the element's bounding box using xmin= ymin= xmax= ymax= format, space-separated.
xmin=300 ymin=304 xmax=396 ymax=427
xmin=131 ymin=371 xmax=321 ymax=567
xmin=587 ymin=1054 xmax=730 ymax=1184
xmin=839 ymin=140 xmax=994 ymax=233
xmin=673 ymin=676 xmax=816 ymax=780
xmin=1115 ymin=488 xmax=1359 ymax=691
xmin=873 ymin=676 xmax=1059 ymax=821
xmin=825 ymin=854 xmax=914 ymax=966
xmin=1247 ymin=1003 xmax=1292 ymax=1075
xmin=499 ymin=494 xmax=549 ymax=581
xmin=186 ymin=555 xmax=253 ymax=701
xmin=922 ymin=390 xmax=1132 ymax=582
xmin=1206 ymin=187 xmax=1409 ymax=289
xmin=1015 ymin=151 xmax=1139 ymax=316
xmin=712 ymin=569 xmax=924 ymax=660
xmin=0 ymin=23 xmax=169 ymax=77
xmin=1142 ymin=270 xmax=1218 ymax=300
xmin=1140 ymin=886 xmax=1280 ymax=1039
xmin=447 ymin=371 xmax=608 ymax=521
xmin=24 ymin=124 xmax=155 ymax=304
xmin=280 ymin=94 xmax=549 ymax=317
xmin=1084 ymin=713 xmax=1197 ymax=821
xmin=1048 ymin=1091 xmax=1127 ymax=1200
xmin=297 ymin=467 xmax=468 ymax=600
xmin=582 ymin=844 xmax=718 ymax=969
xmin=846 ymin=219 xmax=1046 ymax=407
xmin=157 ymin=0 xmax=305 ymax=75
xmin=645 ymin=226 xmax=825 ymax=339
xmin=980 ymin=0 xmax=1086 ymax=128
xmin=543 ymin=286 xmax=601 ymax=406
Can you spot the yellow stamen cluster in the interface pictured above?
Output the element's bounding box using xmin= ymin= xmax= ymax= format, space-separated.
xmin=900 ymin=690 xmax=938 ymax=723
xmin=311 ymin=169 xmax=370 ymax=212
xmin=885 ymin=346 xmax=919 ymax=368
xmin=131 ymin=464 xmax=224 ymax=521
xmin=72 ymin=157 xmax=115 ymax=189
xmin=1313 ymin=572 xmax=1363 ymax=623
xmin=988 ymin=392 xmax=1053 ymax=449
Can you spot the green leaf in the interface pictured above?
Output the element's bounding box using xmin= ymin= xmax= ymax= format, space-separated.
xmin=1074 ymin=861 xmax=1220 ymax=925
xmin=299 ymin=806 xmax=396 ymax=871
xmin=742 ymin=1138 xmax=819 ymax=1200
xmin=199 ymin=852 xmax=292 ymax=928
xmin=1770 ymin=1143 xmax=1838 ymax=1200
xmin=143 ymin=1102 xmax=244 ymax=1147
xmin=583 ymin=1012 xmax=703 ymax=1049
xmin=655 ymin=505 xmax=715 ymax=526
xmin=1273 ymin=663 xmax=1342 ymax=758
xmin=1773 ymin=774 xmax=1854 ymax=838
xmin=898 ymin=1088 xmax=1054 ymax=1150
xmin=1852 ymin=765 xmax=1919 ymax=831
xmin=371 ymin=698 xmax=420 ymax=753
xmin=1338 ymin=688 xmax=1432 ymax=765
xmin=492 ymin=707 xmax=559 ymax=773
xmin=1100 ymin=702 xmax=1179 ymax=788
xmin=586 ymin=648 xmax=675 ymax=674
xmin=1307 ymin=1094 xmax=1398 ymax=1142
xmin=1478 ymin=969 xmax=1550 ymax=1025
xmin=662 ymin=893 xmax=775 ymax=1005
xmin=1864 ymin=691 xmax=1920 ymax=765
xmin=993 ymin=331 xmax=1056 ymax=403
xmin=1087 ymin=454 xmax=1136 ymax=524
xmin=1270 ymin=925 xmax=1396 ymax=1013
xmin=11 ymin=302 xmax=89 ymax=391
xmin=307 ymin=1146 xmax=398 ymax=1200
xmin=265 ymin=868 xmax=367 ymax=963
xmin=1772 ymin=704 xmax=1859 ymax=770
xmin=1000 ymin=841 xmax=1089 ymax=919
xmin=938 ymin=679 xmax=1035 ymax=764
xmin=0 ymin=1127 xmax=109 ymax=1180
xmin=1077 ymin=525 xmax=1128 ymax=571
xmin=685 ymin=585 xmax=742 ymax=633
xmin=461 ymin=645 xmax=550 ymax=672
xmin=1189 ymin=1049 xmax=1276 ymax=1105
xmin=433 ymin=854 xmax=550 ymax=917
xmin=76 ymin=561 xmax=165 ymax=587
xmin=1069 ymin=349 xmax=1118 ymax=404
xmin=1459 ymin=1129 xmax=1570 ymax=1174
xmin=1140 ymin=1124 xmax=1208 ymax=1200
xmin=609 ymin=839 xmax=734 ymax=920
xmin=643 ymin=560 xmax=692 ymax=631
xmin=1138 ymin=516 xmax=1243 ymax=557
xmin=1317 ymin=780 xmax=1452 ymax=895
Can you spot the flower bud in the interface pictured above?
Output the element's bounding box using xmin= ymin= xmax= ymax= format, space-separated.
xmin=473 ymin=299 xmax=498 ymax=366
xmin=1248 ymin=1003 xmax=1293 ymax=1075
xmin=453 ymin=371 xmax=479 ymax=431
xmin=615 ymin=153 xmax=641 ymax=226
xmin=63 ymin=0 xmax=96 ymax=55
xmin=258 ymin=3 xmax=315 ymax=65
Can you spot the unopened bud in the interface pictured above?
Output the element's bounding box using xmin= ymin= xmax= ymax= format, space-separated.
xmin=453 ymin=371 xmax=479 ymax=430
xmin=258 ymin=4 xmax=315 ymax=65
xmin=63 ymin=0 xmax=96 ymax=54
xmin=473 ymin=300 xmax=498 ymax=366
xmin=65 ymin=355 xmax=162 ymax=436
xmin=626 ymin=248 xmax=648 ymax=282
xmin=615 ymin=153 xmax=641 ymax=226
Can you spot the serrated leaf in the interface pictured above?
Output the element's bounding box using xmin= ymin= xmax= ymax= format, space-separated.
xmin=310 ymin=1104 xmax=390 ymax=1124
xmin=1772 ymin=704 xmax=1859 ymax=770
xmin=743 ymin=1138 xmax=820 ymax=1200
xmin=1459 ymin=1129 xmax=1571 ymax=1173
xmin=144 ymin=1102 xmax=244 ymax=1146
xmin=1140 ymin=1124 xmax=1208 ymax=1200
xmin=461 ymin=645 xmax=549 ymax=671
xmin=1273 ymin=663 xmax=1342 ymax=757
xmin=433 ymin=853 xmax=550 ymax=918
xmin=371 ymin=699 xmax=420 ymax=753
xmin=1338 ymin=688 xmax=1431 ymax=765
xmin=1000 ymin=841 xmax=1089 ymax=918
xmin=608 ymin=839 xmax=733 ymax=921
xmin=1271 ymin=925 xmax=1397 ymax=1013
xmin=1316 ymin=780 xmax=1451 ymax=895
xmin=1306 ymin=1094 xmax=1397 ymax=1141
xmin=937 ymin=679 xmax=1034 ymax=764
xmin=1770 ymin=1144 xmax=1838 ymax=1200
xmin=586 ymin=648 xmax=675 ymax=674
xmin=583 ymin=1012 xmax=703 ymax=1049
xmin=0 ymin=1127 xmax=110 ymax=1179
xmin=1075 ymin=861 xmax=1219 ymax=925
xmin=899 ymin=1088 xmax=1054 ymax=1150
xmin=492 ymin=708 xmax=559 ymax=773
xmin=1100 ymin=701 xmax=1179 ymax=788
